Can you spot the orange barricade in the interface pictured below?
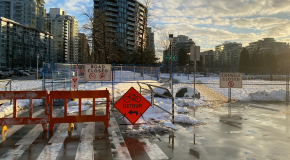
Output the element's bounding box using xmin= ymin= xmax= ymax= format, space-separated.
xmin=0 ymin=91 xmax=49 ymax=133
xmin=48 ymin=89 xmax=110 ymax=131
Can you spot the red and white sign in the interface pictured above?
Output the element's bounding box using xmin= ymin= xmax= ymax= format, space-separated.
xmin=72 ymin=77 xmax=78 ymax=89
xmin=220 ymin=73 xmax=242 ymax=88
xmin=85 ymin=64 xmax=111 ymax=81
xmin=37 ymin=54 xmax=39 ymax=58
xmin=228 ymin=81 xmax=234 ymax=87
xmin=114 ymin=87 xmax=151 ymax=124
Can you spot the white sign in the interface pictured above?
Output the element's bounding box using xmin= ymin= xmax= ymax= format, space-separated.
xmin=85 ymin=64 xmax=111 ymax=81
xmin=190 ymin=46 xmax=200 ymax=61
xmin=72 ymin=77 xmax=78 ymax=89
xmin=37 ymin=54 xmax=39 ymax=58
xmin=220 ymin=73 xmax=242 ymax=88
xmin=158 ymin=72 xmax=161 ymax=78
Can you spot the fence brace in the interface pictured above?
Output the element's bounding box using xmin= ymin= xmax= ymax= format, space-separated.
xmin=137 ymin=81 xmax=175 ymax=124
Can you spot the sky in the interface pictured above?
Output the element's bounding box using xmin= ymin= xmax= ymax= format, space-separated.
xmin=44 ymin=0 xmax=290 ymax=60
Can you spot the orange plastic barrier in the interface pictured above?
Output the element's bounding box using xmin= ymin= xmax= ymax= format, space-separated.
xmin=48 ymin=89 xmax=110 ymax=131
xmin=0 ymin=91 xmax=49 ymax=132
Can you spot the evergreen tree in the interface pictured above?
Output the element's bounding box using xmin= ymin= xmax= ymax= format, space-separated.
xmin=178 ymin=48 xmax=188 ymax=66
xmin=239 ymin=48 xmax=250 ymax=74
xmin=250 ymin=51 xmax=259 ymax=74
xmin=265 ymin=52 xmax=277 ymax=79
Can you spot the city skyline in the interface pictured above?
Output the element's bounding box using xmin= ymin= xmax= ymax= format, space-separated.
xmin=44 ymin=0 xmax=290 ymax=55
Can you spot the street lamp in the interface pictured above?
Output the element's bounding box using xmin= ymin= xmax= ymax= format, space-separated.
xmin=187 ymin=52 xmax=190 ymax=80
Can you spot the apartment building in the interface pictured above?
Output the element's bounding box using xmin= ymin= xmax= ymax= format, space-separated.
xmin=246 ymin=38 xmax=290 ymax=56
xmin=78 ymin=33 xmax=90 ymax=63
xmin=214 ymin=42 xmax=242 ymax=67
xmin=200 ymin=50 xmax=214 ymax=67
xmin=172 ymin=35 xmax=195 ymax=65
xmin=47 ymin=8 xmax=78 ymax=63
xmin=94 ymin=0 xmax=147 ymax=56
xmin=0 ymin=0 xmax=47 ymax=32
xmin=0 ymin=17 xmax=53 ymax=70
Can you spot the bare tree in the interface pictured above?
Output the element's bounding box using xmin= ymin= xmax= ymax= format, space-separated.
xmin=136 ymin=0 xmax=161 ymax=65
xmin=157 ymin=30 xmax=170 ymax=52
xmin=80 ymin=7 xmax=123 ymax=64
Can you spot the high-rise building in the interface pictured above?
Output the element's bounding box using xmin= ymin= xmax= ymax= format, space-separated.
xmin=172 ymin=35 xmax=195 ymax=65
xmin=200 ymin=50 xmax=214 ymax=67
xmin=246 ymin=38 xmax=290 ymax=56
xmin=0 ymin=0 xmax=47 ymax=32
xmin=146 ymin=27 xmax=155 ymax=52
xmin=214 ymin=42 xmax=242 ymax=67
xmin=0 ymin=17 xmax=53 ymax=70
xmin=93 ymin=0 xmax=147 ymax=56
xmin=47 ymin=8 xmax=78 ymax=63
xmin=78 ymin=33 xmax=90 ymax=63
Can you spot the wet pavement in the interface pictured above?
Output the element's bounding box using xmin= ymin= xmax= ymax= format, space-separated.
xmin=0 ymin=101 xmax=290 ymax=159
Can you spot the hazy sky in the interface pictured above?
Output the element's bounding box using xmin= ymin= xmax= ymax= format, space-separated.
xmin=44 ymin=0 xmax=290 ymax=59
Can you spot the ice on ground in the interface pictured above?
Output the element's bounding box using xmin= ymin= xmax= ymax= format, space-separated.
xmin=63 ymin=106 xmax=90 ymax=115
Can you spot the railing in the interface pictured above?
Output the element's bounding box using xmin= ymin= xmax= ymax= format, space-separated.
xmin=137 ymin=81 xmax=175 ymax=124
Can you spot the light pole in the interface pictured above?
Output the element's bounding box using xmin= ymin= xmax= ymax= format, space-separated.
xmin=187 ymin=52 xmax=190 ymax=80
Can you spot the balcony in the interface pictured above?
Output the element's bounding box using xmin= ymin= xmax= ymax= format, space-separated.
xmin=107 ymin=7 xmax=118 ymax=12
xmin=127 ymin=1 xmax=135 ymax=6
xmin=127 ymin=41 xmax=135 ymax=45
xmin=127 ymin=17 xmax=135 ymax=22
xmin=127 ymin=37 xmax=134 ymax=40
xmin=106 ymin=12 xmax=118 ymax=17
xmin=126 ymin=32 xmax=134 ymax=36
xmin=108 ymin=23 xmax=118 ymax=27
xmin=127 ymin=26 xmax=134 ymax=30
xmin=107 ymin=18 xmax=117 ymax=22
xmin=107 ymin=2 xmax=117 ymax=6
xmin=127 ymin=12 xmax=134 ymax=16
xmin=127 ymin=22 xmax=134 ymax=26
xmin=128 ymin=7 xmax=135 ymax=11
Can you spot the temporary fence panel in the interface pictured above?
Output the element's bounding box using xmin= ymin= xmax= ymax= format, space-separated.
xmin=48 ymin=90 xmax=110 ymax=131
xmin=0 ymin=91 xmax=49 ymax=133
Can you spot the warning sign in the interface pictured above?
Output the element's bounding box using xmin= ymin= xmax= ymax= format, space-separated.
xmin=72 ymin=77 xmax=78 ymax=89
xmin=220 ymin=73 xmax=242 ymax=88
xmin=85 ymin=64 xmax=111 ymax=81
xmin=114 ymin=87 xmax=151 ymax=124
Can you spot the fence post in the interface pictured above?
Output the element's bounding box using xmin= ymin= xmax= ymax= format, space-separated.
xmin=143 ymin=67 xmax=144 ymax=80
xmin=228 ymin=88 xmax=231 ymax=102
xmin=121 ymin=65 xmax=122 ymax=82
xmin=112 ymin=63 xmax=115 ymax=104
xmin=52 ymin=63 xmax=54 ymax=91
xmin=287 ymin=68 xmax=289 ymax=102
xmin=70 ymin=63 xmax=72 ymax=91
xmin=43 ymin=62 xmax=45 ymax=90
xmin=134 ymin=66 xmax=135 ymax=81
xmin=151 ymin=67 xmax=152 ymax=80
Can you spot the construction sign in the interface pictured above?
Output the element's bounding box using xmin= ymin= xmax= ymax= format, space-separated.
xmin=72 ymin=77 xmax=78 ymax=89
xmin=114 ymin=87 xmax=151 ymax=124
xmin=220 ymin=73 xmax=243 ymax=88
xmin=85 ymin=64 xmax=111 ymax=81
